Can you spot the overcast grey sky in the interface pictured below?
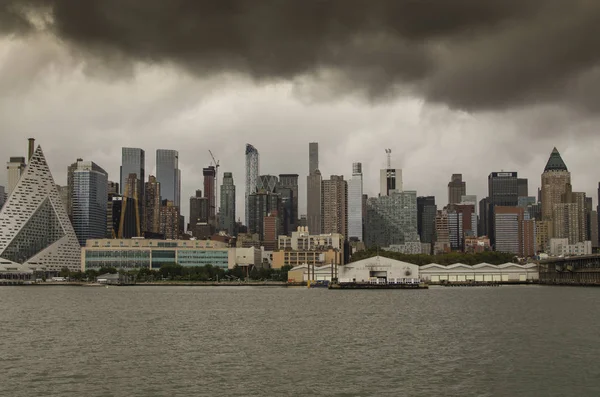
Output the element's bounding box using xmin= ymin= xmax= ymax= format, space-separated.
xmin=1 ymin=1 xmax=599 ymax=223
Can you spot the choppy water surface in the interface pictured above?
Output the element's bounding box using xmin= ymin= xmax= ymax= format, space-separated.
xmin=1 ymin=285 xmax=599 ymax=396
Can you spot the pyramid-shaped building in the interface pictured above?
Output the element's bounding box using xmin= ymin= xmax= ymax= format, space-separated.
xmin=0 ymin=146 xmax=81 ymax=272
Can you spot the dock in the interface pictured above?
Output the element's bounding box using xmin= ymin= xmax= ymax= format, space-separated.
xmin=329 ymin=282 xmax=428 ymax=290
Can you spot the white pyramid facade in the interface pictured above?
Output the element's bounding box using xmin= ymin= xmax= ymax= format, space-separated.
xmin=0 ymin=146 xmax=81 ymax=272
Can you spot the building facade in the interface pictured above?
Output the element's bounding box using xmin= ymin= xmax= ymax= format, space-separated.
xmin=220 ymin=172 xmax=236 ymax=236
xmin=160 ymin=200 xmax=180 ymax=240
xmin=487 ymin=171 xmax=519 ymax=243
xmin=417 ymin=196 xmax=436 ymax=245
xmin=6 ymin=156 xmax=26 ymax=196
xmin=144 ymin=175 xmax=161 ymax=234
xmin=380 ymin=168 xmax=402 ymax=196
xmin=365 ymin=190 xmax=420 ymax=249
xmin=541 ymin=148 xmax=571 ymax=233
xmin=245 ymin=144 xmax=259 ymax=227
xmin=448 ymin=174 xmax=466 ymax=205
xmin=348 ymin=163 xmax=363 ymax=241
xmin=203 ymin=165 xmax=216 ymax=225
xmin=274 ymin=227 xmax=344 ymax=269
xmin=322 ymin=175 xmax=348 ymax=238
xmin=307 ymin=142 xmax=322 ymax=235
xmin=72 ymin=160 xmax=109 ymax=246
xmin=120 ymin=147 xmax=145 ymax=200
xmin=248 ymin=191 xmax=281 ymax=240
xmin=277 ymin=174 xmax=299 ymax=235
xmin=156 ymin=149 xmax=180 ymax=208
xmin=0 ymin=146 xmax=81 ymax=272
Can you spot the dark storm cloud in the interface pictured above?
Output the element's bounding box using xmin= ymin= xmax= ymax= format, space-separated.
xmin=2 ymin=0 xmax=600 ymax=111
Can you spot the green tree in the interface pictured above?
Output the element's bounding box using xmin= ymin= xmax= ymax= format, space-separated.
xmin=59 ymin=267 xmax=71 ymax=278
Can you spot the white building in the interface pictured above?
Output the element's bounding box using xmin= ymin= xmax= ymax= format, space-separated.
xmin=338 ymin=256 xmax=420 ymax=283
xmin=347 ymin=162 xmax=363 ymax=241
xmin=420 ymin=262 xmax=538 ymax=283
xmin=0 ymin=146 xmax=81 ymax=272
xmin=278 ymin=227 xmax=343 ymax=251
xmin=549 ymin=238 xmax=592 ymax=257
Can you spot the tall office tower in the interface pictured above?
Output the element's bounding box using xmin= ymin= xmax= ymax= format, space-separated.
xmin=598 ymin=182 xmax=600 ymax=248
xmin=220 ymin=172 xmax=236 ymax=236
xmin=307 ymin=142 xmax=322 ymax=234
xmin=258 ymin=175 xmax=278 ymax=193
xmin=248 ymin=191 xmax=281 ymax=240
xmin=66 ymin=159 xmax=80 ymax=220
xmin=478 ymin=197 xmax=489 ymax=237
xmin=322 ymin=175 xmax=348 ymax=238
xmin=380 ymin=149 xmax=402 ymax=196
xmin=276 ymin=186 xmax=293 ymax=236
xmin=541 ymin=148 xmax=570 ymax=233
xmin=262 ymin=212 xmax=279 ymax=251
xmin=122 ymin=173 xmax=142 ymax=236
xmin=6 ymin=156 xmax=26 ymax=196
xmin=72 ymin=160 xmax=108 ymax=246
xmin=454 ymin=203 xmax=477 ymax=238
xmin=348 ymin=163 xmax=363 ymax=241
xmin=487 ymin=171 xmax=519 ymax=245
xmin=517 ymin=178 xmax=529 ymax=198
xmin=447 ymin=210 xmax=464 ymax=251
xmin=160 ymin=200 xmax=180 ymax=239
xmin=278 ymin=174 xmax=299 ymax=235
xmin=0 ymin=185 xmax=5 ymax=208
xmin=245 ymin=144 xmax=260 ymax=227
xmin=189 ymin=190 xmax=210 ymax=237
xmin=434 ymin=210 xmax=451 ymax=254
xmin=417 ymin=196 xmax=437 ymax=244
xmin=120 ymin=148 xmax=145 ymax=229
xmin=0 ymin=145 xmax=80 ymax=271
xmin=156 ymin=149 xmax=180 ymax=207
xmin=365 ymin=190 xmax=420 ymax=250
xmin=144 ymin=175 xmax=161 ymax=234
xmin=203 ymin=165 xmax=216 ymax=225
xmin=448 ymin=174 xmax=466 ymax=205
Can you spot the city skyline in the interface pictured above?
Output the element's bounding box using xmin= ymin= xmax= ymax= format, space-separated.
xmin=1 ymin=140 xmax=600 ymax=228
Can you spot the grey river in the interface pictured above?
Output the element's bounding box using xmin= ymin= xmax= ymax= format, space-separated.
xmin=1 ymin=285 xmax=599 ymax=396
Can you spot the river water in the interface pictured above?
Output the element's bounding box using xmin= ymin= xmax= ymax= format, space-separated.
xmin=1 ymin=285 xmax=599 ymax=396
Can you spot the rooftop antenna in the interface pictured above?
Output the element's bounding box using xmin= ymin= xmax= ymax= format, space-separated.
xmin=385 ymin=148 xmax=392 ymax=168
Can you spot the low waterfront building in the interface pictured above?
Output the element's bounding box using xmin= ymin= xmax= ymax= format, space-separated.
xmin=81 ymin=238 xmax=261 ymax=271
xmin=338 ymin=256 xmax=420 ymax=283
xmin=272 ymin=248 xmax=341 ymax=269
xmin=419 ymin=262 xmax=538 ymax=283
xmin=549 ymin=238 xmax=592 ymax=257
xmin=287 ymin=263 xmax=334 ymax=283
xmin=272 ymin=227 xmax=344 ymax=269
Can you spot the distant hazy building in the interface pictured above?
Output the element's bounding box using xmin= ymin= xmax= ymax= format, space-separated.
xmin=248 ymin=191 xmax=281 ymax=241
xmin=203 ymin=165 xmax=216 ymax=225
xmin=71 ymin=160 xmax=108 ymax=246
xmin=348 ymin=163 xmax=363 ymax=241
xmin=6 ymin=156 xmax=26 ymax=196
xmin=417 ymin=196 xmax=436 ymax=244
xmin=258 ymin=175 xmax=278 ymax=193
xmin=434 ymin=210 xmax=451 ymax=254
xmin=365 ymin=190 xmax=419 ymax=249
xmin=107 ymin=181 xmax=119 ymax=195
xmin=487 ymin=171 xmax=519 ymax=244
xmin=322 ymin=175 xmax=348 ymax=238
xmin=144 ymin=175 xmax=161 ymax=234
xmin=0 ymin=185 xmax=5 ymax=208
xmin=380 ymin=168 xmax=402 ymax=196
xmin=160 ymin=200 xmax=180 ymax=240
xmin=245 ymin=144 xmax=260 ymax=227
xmin=120 ymin=147 xmax=145 ymax=199
xmin=156 ymin=149 xmax=180 ymax=208
xmin=220 ymin=172 xmax=236 ymax=236
xmin=494 ymin=206 xmax=535 ymax=257
xmin=448 ymin=174 xmax=466 ymax=205
xmin=307 ymin=142 xmax=322 ymax=235
xmin=517 ymin=178 xmax=529 ymax=198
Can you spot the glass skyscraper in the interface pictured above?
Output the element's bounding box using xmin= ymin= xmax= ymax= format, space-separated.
xmin=156 ymin=149 xmax=180 ymax=208
xmin=220 ymin=172 xmax=236 ymax=236
xmin=245 ymin=144 xmax=259 ymax=227
xmin=72 ymin=160 xmax=108 ymax=246
xmin=348 ymin=163 xmax=363 ymax=241
xmin=120 ymin=148 xmax=145 ymax=198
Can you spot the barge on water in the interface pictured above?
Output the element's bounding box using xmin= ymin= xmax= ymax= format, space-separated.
xmin=329 ymin=280 xmax=428 ymax=290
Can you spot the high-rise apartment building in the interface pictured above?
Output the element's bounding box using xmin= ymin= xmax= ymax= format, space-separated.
xmin=307 ymin=142 xmax=322 ymax=235
xmin=160 ymin=200 xmax=180 ymax=240
xmin=348 ymin=163 xmax=363 ymax=241
xmin=322 ymin=175 xmax=348 ymax=238
xmin=220 ymin=172 xmax=236 ymax=236
xmin=71 ymin=160 xmax=108 ymax=246
xmin=203 ymin=165 xmax=216 ymax=225
xmin=189 ymin=190 xmax=210 ymax=237
xmin=448 ymin=174 xmax=466 ymax=205
xmin=365 ymin=190 xmax=420 ymax=250
xmin=65 ymin=159 xmax=80 ymax=221
xmin=434 ymin=210 xmax=451 ymax=254
xmin=6 ymin=156 xmax=26 ymax=196
xmin=541 ymin=148 xmax=570 ymax=230
xmin=448 ymin=210 xmax=464 ymax=251
xmin=494 ymin=206 xmax=524 ymax=255
xmin=156 ymin=149 xmax=180 ymax=208
xmin=248 ymin=191 xmax=281 ymax=241
xmin=278 ymin=174 xmax=299 ymax=235
xmin=417 ymin=196 xmax=436 ymax=244
xmin=144 ymin=175 xmax=161 ymax=234
xmin=245 ymin=144 xmax=260 ymax=227
xmin=478 ymin=197 xmax=489 ymax=237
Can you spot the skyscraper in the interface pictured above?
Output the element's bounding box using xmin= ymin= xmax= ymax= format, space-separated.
xmin=517 ymin=178 xmax=529 ymax=198
xmin=417 ymin=196 xmax=437 ymax=244
xmin=278 ymin=174 xmax=299 ymax=235
xmin=380 ymin=150 xmax=402 ymax=196
xmin=220 ymin=172 xmax=236 ymax=236
xmin=307 ymin=142 xmax=322 ymax=234
xmin=448 ymin=174 xmax=466 ymax=205
xmin=160 ymin=200 xmax=180 ymax=240
xmin=348 ymin=163 xmax=363 ymax=241
xmin=72 ymin=159 xmax=108 ymax=246
xmin=189 ymin=190 xmax=209 ymax=237
xmin=245 ymin=144 xmax=259 ymax=227
xmin=203 ymin=165 xmax=216 ymax=225
xmin=122 ymin=173 xmax=142 ymax=237
xmin=487 ymin=171 xmax=519 ymax=244
xmin=66 ymin=159 xmax=80 ymax=221
xmin=0 ymin=145 xmax=80 ymax=271
xmin=248 ymin=191 xmax=281 ymax=240
xmin=156 ymin=149 xmax=180 ymax=207
xmin=541 ymin=148 xmax=571 ymax=237
xmin=6 ymin=156 xmax=26 ymax=196
xmin=120 ymin=148 xmax=145 ymax=198
xmin=144 ymin=175 xmax=161 ymax=234
xmin=322 ymin=175 xmax=348 ymax=238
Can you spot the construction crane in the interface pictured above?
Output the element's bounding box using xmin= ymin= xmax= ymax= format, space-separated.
xmin=209 ymin=150 xmax=220 ymax=227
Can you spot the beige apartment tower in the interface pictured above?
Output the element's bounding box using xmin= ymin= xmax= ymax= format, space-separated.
xmin=321 ymin=175 xmax=348 ymax=238
xmin=541 ymin=148 xmax=571 ymax=232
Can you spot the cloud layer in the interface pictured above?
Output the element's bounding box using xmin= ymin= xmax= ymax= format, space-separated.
xmin=2 ymin=1 xmax=600 ymax=112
